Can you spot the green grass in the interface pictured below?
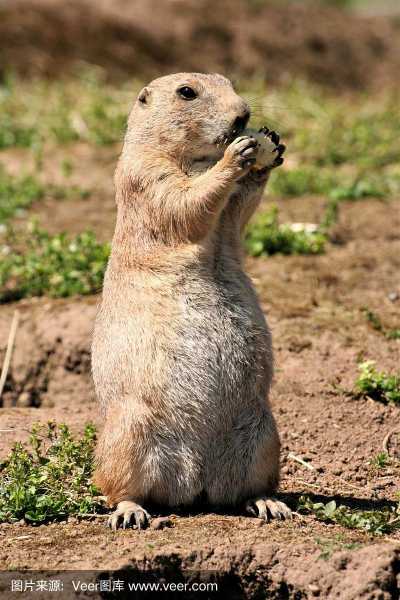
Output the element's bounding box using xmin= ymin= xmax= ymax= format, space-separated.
xmin=0 ymin=166 xmax=90 ymax=224
xmin=280 ymin=85 xmax=398 ymax=170
xmin=271 ymin=167 xmax=400 ymax=200
xmin=0 ymin=223 xmax=109 ymax=302
xmin=0 ymin=69 xmax=134 ymax=150
xmin=243 ymin=80 xmax=400 ymax=170
xmin=369 ymin=452 xmax=391 ymax=469
xmin=328 ymin=177 xmax=390 ymax=201
xmin=298 ymin=496 xmax=400 ymax=535
xmin=270 ymin=167 xmax=336 ymax=197
xmin=243 ymin=80 xmax=400 ymax=239
xmin=0 ymin=423 xmax=103 ymax=524
xmin=245 ymin=205 xmax=326 ymax=256
xmin=242 ymin=80 xmax=400 ymax=242
xmin=1 ymin=69 xmax=398 ymax=171
xmin=355 ymin=361 xmax=400 ymax=405
xmin=0 ymin=69 xmax=398 ymax=292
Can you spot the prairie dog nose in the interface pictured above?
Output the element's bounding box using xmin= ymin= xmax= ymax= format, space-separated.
xmin=231 ymin=109 xmax=250 ymax=136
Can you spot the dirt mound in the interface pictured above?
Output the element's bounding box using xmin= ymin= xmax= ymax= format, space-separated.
xmin=1 ymin=0 xmax=400 ymax=90
xmin=0 ymin=298 xmax=96 ymax=412
xmin=0 ymin=519 xmax=399 ymax=598
xmin=107 ymin=542 xmax=400 ymax=600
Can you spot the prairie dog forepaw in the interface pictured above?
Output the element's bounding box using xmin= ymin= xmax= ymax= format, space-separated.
xmin=108 ymin=500 xmax=151 ymax=531
xmin=246 ymin=496 xmax=292 ymax=522
xmin=223 ymin=135 xmax=259 ymax=177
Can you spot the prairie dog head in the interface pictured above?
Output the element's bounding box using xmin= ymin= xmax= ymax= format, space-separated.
xmin=124 ymin=73 xmax=250 ymax=162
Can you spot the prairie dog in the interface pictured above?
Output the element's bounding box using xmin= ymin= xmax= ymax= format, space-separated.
xmin=91 ymin=73 xmax=290 ymax=529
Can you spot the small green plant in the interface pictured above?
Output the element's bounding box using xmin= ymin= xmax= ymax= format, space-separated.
xmin=245 ymin=206 xmax=326 ymax=257
xmin=299 ymin=496 xmax=399 ymax=535
xmin=0 ymin=166 xmax=90 ymax=224
xmin=0 ymin=169 xmax=45 ymax=223
xmin=386 ymin=329 xmax=400 ymax=340
xmin=318 ymin=172 xmax=400 ymax=231
xmin=0 ymin=423 xmax=103 ymax=524
xmin=60 ymin=159 xmax=74 ymax=178
xmin=315 ymin=536 xmax=361 ymax=561
xmin=0 ymin=223 xmax=110 ymax=302
xmin=361 ymin=307 xmax=400 ymax=340
xmin=355 ymin=361 xmax=400 ymax=405
xmin=362 ymin=307 xmax=384 ymax=332
xmin=369 ymin=452 xmax=390 ymax=470
xmin=319 ymin=197 xmax=340 ymax=231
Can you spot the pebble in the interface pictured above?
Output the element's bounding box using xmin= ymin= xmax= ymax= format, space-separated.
xmin=40 ymin=537 xmax=52 ymax=543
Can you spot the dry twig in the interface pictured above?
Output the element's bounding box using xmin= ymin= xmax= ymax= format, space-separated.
xmin=383 ymin=428 xmax=400 ymax=455
xmin=288 ymin=452 xmax=315 ymax=471
xmin=0 ymin=310 xmax=19 ymax=401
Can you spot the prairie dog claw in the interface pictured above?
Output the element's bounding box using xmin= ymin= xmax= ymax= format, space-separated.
xmin=246 ymin=496 xmax=292 ymax=522
xmin=108 ymin=500 xmax=151 ymax=531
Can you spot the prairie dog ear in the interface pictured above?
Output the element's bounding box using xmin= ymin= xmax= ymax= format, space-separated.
xmin=137 ymin=87 xmax=151 ymax=105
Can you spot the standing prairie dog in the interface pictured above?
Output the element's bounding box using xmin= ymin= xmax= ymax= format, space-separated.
xmin=91 ymin=73 xmax=290 ymax=529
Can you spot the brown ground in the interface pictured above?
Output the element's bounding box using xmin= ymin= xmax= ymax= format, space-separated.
xmin=0 ymin=141 xmax=399 ymax=598
xmin=1 ymin=0 xmax=400 ymax=90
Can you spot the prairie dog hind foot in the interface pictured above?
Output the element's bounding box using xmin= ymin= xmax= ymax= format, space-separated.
xmin=108 ymin=500 xmax=151 ymax=531
xmin=246 ymin=496 xmax=292 ymax=522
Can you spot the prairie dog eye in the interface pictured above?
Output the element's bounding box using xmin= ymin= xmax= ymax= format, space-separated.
xmin=177 ymin=86 xmax=197 ymax=100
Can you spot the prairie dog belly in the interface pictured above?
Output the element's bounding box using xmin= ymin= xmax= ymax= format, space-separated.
xmin=135 ymin=266 xmax=275 ymax=473
xmin=174 ymin=272 xmax=272 ymax=411
xmin=92 ymin=267 xmax=273 ymax=506
xmin=93 ymin=265 xmax=272 ymax=421
xmin=160 ymin=272 xmax=275 ymax=505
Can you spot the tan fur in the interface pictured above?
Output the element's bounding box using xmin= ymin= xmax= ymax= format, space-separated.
xmin=92 ymin=73 xmax=288 ymax=526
